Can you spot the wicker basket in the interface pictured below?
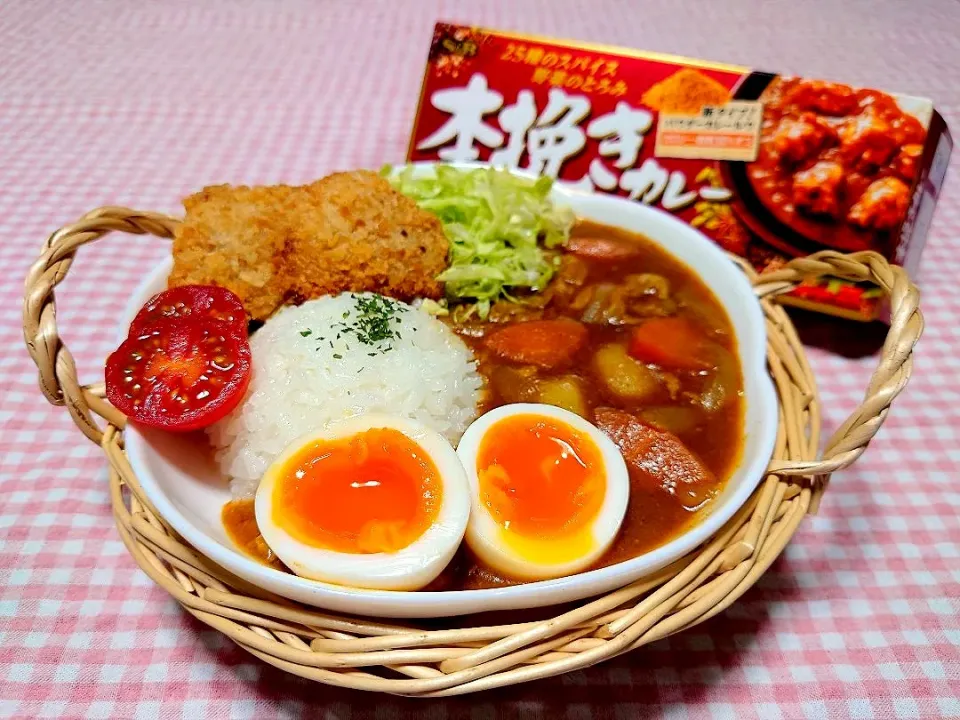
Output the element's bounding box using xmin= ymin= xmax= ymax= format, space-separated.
xmin=23 ymin=207 xmax=922 ymax=697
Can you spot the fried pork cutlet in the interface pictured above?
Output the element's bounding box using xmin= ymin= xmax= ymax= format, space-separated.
xmin=168 ymin=170 xmax=449 ymax=321
xmin=283 ymin=171 xmax=449 ymax=307
xmin=169 ymin=183 xmax=292 ymax=321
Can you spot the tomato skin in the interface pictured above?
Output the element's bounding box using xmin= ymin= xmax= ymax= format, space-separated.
xmin=130 ymin=285 xmax=247 ymax=338
xmin=106 ymin=318 xmax=251 ymax=431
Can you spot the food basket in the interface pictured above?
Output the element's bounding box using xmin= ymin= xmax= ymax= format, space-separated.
xmin=23 ymin=206 xmax=922 ymax=696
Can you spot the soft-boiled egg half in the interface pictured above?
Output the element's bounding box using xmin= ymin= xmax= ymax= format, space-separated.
xmin=255 ymin=414 xmax=470 ymax=591
xmin=457 ymin=403 xmax=630 ymax=581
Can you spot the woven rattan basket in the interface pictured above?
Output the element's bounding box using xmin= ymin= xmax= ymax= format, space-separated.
xmin=23 ymin=207 xmax=922 ymax=696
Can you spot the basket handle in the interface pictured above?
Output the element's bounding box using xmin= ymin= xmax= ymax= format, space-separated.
xmin=751 ymin=250 xmax=923 ymax=477
xmin=23 ymin=207 xmax=179 ymax=444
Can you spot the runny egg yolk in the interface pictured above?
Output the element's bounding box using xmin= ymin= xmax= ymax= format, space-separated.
xmin=476 ymin=414 xmax=605 ymax=552
xmin=271 ymin=428 xmax=442 ymax=554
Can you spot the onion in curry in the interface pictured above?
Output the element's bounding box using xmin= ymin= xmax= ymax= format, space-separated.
xmin=223 ymin=219 xmax=745 ymax=590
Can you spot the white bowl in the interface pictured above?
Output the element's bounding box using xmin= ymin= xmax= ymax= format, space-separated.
xmin=123 ymin=163 xmax=778 ymax=618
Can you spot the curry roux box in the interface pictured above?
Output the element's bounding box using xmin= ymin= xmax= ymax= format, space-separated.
xmin=405 ymin=23 xmax=952 ymax=321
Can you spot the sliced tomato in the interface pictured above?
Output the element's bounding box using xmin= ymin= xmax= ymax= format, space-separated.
xmin=130 ymin=285 xmax=247 ymax=338
xmin=106 ymin=318 xmax=251 ymax=431
xmin=485 ymin=318 xmax=588 ymax=369
xmin=594 ymin=407 xmax=715 ymax=509
xmin=627 ymin=317 xmax=714 ymax=370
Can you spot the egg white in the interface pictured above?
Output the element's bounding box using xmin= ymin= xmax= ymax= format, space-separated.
xmin=255 ymin=413 xmax=470 ymax=591
xmin=457 ymin=403 xmax=631 ymax=581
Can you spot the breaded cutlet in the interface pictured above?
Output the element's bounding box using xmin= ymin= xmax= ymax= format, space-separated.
xmin=168 ymin=170 xmax=449 ymax=321
xmin=168 ymin=183 xmax=295 ymax=321
xmin=283 ymin=171 xmax=448 ymax=307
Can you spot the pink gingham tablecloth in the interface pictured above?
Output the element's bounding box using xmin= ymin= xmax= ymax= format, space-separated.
xmin=1 ymin=1 xmax=958 ymax=717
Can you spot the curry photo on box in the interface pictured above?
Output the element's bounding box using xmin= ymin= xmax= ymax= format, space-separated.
xmin=744 ymin=76 xmax=929 ymax=254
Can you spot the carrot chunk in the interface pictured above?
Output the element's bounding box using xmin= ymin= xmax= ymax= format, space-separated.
xmin=485 ymin=319 xmax=588 ymax=369
xmin=627 ymin=317 xmax=713 ymax=370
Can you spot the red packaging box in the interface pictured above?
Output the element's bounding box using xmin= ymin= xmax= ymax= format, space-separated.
xmin=406 ymin=23 xmax=952 ymax=321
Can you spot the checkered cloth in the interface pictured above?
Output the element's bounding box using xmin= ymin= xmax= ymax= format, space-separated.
xmin=1 ymin=1 xmax=958 ymax=717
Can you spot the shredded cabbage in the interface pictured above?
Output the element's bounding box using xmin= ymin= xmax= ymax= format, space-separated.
xmin=384 ymin=165 xmax=574 ymax=318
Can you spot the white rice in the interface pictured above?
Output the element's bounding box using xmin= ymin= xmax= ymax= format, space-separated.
xmin=209 ymin=292 xmax=483 ymax=498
